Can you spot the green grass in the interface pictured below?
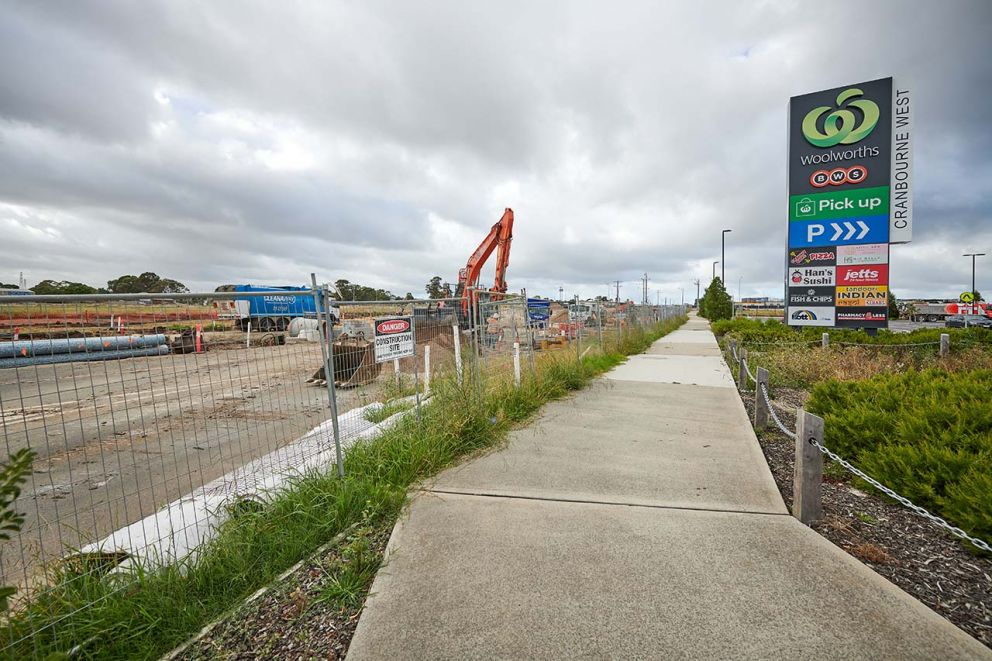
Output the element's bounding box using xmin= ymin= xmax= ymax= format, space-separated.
xmin=807 ymin=369 xmax=992 ymax=550
xmin=3 ymin=317 xmax=686 ymax=660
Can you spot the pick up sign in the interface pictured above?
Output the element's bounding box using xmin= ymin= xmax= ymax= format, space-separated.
xmin=373 ymin=316 xmax=415 ymax=363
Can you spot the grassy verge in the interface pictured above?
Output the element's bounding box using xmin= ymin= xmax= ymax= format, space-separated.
xmin=4 ymin=316 xmax=686 ymax=660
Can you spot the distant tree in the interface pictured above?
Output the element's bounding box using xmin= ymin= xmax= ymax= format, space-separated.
xmin=31 ymin=280 xmax=99 ymax=295
xmin=333 ymin=279 xmax=396 ymax=301
xmin=107 ymin=272 xmax=188 ymax=294
xmin=699 ymin=277 xmax=732 ymax=321
xmin=404 ymin=292 xmax=414 ymax=300
xmin=888 ymin=291 xmax=900 ymax=320
xmin=426 ymin=276 xmax=444 ymax=299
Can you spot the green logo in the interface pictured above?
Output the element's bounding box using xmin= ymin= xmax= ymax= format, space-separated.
xmin=795 ymin=197 xmax=815 ymax=218
xmin=802 ymin=88 xmax=880 ymax=148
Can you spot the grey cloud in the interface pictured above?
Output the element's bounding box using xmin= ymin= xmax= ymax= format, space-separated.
xmin=0 ymin=0 xmax=991 ymax=300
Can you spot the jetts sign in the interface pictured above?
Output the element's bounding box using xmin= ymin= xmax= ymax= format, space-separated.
xmin=837 ymin=264 xmax=888 ymax=286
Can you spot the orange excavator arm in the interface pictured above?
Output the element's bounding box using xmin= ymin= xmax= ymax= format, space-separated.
xmin=458 ymin=208 xmax=514 ymax=316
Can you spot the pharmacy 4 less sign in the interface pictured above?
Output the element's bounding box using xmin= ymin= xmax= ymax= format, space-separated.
xmin=786 ymin=77 xmax=912 ymax=329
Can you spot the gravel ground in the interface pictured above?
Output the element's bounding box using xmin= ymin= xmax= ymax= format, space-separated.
xmin=741 ymin=385 xmax=992 ymax=648
xmin=173 ymin=525 xmax=391 ymax=660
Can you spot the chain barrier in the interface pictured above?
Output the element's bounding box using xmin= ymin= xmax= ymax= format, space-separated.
xmin=731 ymin=334 xmax=992 ymax=553
xmin=759 ymin=382 xmax=797 ymax=441
xmin=835 ymin=341 xmax=940 ymax=348
xmin=807 ymin=437 xmax=992 ymax=553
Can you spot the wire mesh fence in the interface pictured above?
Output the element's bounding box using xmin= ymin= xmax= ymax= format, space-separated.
xmin=0 ymin=286 xmax=683 ymax=652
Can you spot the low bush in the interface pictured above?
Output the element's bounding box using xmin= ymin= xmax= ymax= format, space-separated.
xmin=807 ymin=370 xmax=992 ymax=548
xmin=4 ymin=317 xmax=685 ymax=659
xmin=712 ymin=317 xmax=992 ymax=348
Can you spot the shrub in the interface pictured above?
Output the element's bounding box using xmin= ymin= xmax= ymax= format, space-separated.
xmin=806 ymin=370 xmax=992 ymax=547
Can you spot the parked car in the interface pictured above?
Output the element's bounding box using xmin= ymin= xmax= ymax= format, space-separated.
xmin=945 ymin=314 xmax=992 ymax=328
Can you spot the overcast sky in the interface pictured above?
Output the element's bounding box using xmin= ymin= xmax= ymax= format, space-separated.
xmin=1 ymin=1 xmax=990 ymax=302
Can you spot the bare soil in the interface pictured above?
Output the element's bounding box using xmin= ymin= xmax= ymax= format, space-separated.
xmin=173 ymin=526 xmax=391 ymax=660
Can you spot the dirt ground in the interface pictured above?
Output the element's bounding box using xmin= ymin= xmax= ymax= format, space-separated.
xmin=0 ymin=340 xmax=382 ymax=588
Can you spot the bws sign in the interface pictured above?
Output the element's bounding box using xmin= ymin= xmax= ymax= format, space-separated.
xmin=373 ymin=316 xmax=415 ymax=363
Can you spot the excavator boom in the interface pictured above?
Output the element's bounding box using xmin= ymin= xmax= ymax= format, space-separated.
xmin=457 ymin=208 xmax=514 ymax=319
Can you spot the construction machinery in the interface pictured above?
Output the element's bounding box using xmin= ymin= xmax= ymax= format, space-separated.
xmin=455 ymin=208 xmax=514 ymax=327
xmin=307 ymin=328 xmax=382 ymax=388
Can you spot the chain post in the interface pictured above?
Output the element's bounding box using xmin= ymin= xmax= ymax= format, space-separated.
xmin=940 ymin=333 xmax=949 ymax=357
xmin=821 ymin=332 xmax=829 ymax=348
xmin=754 ymin=367 xmax=769 ymax=429
xmin=737 ymin=349 xmax=747 ymax=390
xmin=794 ymin=409 xmax=824 ymax=524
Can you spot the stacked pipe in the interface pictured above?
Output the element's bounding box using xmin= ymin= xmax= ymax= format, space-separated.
xmin=0 ymin=335 xmax=170 ymax=369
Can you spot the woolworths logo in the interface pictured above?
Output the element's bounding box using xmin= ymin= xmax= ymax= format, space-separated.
xmin=802 ymin=88 xmax=880 ymax=148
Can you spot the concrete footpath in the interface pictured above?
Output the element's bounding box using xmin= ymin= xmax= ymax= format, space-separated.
xmin=348 ymin=316 xmax=990 ymax=659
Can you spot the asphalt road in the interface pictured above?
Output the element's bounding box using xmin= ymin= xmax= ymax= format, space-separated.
xmin=888 ymin=319 xmax=946 ymax=332
xmin=0 ymin=341 xmax=375 ymax=587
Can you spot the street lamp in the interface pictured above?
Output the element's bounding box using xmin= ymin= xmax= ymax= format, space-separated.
xmin=721 ymin=229 xmax=732 ymax=283
xmin=712 ymin=261 xmax=719 ymax=280
xmin=679 ymin=287 xmax=685 ymax=306
xmin=963 ymin=253 xmax=986 ymax=315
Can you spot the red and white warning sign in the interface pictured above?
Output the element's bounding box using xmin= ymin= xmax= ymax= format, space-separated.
xmin=373 ymin=316 xmax=415 ymax=363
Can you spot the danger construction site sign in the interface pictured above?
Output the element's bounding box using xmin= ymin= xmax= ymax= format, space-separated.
xmin=373 ymin=316 xmax=415 ymax=363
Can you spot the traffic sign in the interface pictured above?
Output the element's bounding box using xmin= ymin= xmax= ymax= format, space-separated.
xmin=960 ymin=292 xmax=975 ymax=304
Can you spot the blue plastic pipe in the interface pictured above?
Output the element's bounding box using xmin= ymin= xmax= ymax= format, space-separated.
xmin=0 ymin=334 xmax=167 ymax=359
xmin=0 ymin=345 xmax=171 ymax=369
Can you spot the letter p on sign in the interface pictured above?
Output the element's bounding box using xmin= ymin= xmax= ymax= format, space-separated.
xmin=807 ymin=224 xmax=824 ymax=242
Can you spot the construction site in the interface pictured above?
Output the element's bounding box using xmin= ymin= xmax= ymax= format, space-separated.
xmin=0 ymin=208 xmax=662 ymax=600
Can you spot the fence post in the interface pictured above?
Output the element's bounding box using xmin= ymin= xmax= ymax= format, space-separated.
xmin=575 ymin=317 xmax=581 ymax=362
xmin=940 ymin=333 xmax=949 ymax=357
xmin=597 ymin=303 xmax=604 ymax=348
xmin=821 ymin=332 xmax=829 ymax=348
xmin=319 ymin=283 xmax=345 ymax=478
xmin=737 ymin=349 xmax=747 ymax=389
xmin=452 ymin=324 xmax=463 ymax=386
xmin=424 ymin=345 xmax=431 ymax=395
xmin=513 ymin=341 xmax=521 ymax=387
xmin=754 ymin=367 xmax=769 ymax=429
xmin=794 ymin=409 xmax=824 ymax=524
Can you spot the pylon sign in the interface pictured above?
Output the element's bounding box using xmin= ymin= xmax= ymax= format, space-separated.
xmin=786 ymin=77 xmax=912 ymax=329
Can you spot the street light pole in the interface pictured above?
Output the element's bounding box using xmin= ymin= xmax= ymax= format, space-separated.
xmin=964 ymin=253 xmax=986 ymax=315
xmin=712 ymin=261 xmax=719 ymax=281
xmin=721 ymin=229 xmax=732 ymax=283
